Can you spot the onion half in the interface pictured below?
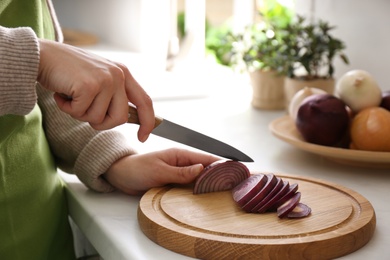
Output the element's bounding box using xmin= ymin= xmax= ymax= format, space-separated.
xmin=193 ymin=160 xmax=250 ymax=195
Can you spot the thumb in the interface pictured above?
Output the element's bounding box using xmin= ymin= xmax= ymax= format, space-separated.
xmin=172 ymin=164 xmax=205 ymax=184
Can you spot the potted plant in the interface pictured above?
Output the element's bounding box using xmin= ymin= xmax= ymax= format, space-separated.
xmin=206 ymin=1 xmax=293 ymax=110
xmin=278 ymin=15 xmax=349 ymax=106
xmin=239 ymin=22 xmax=287 ymax=109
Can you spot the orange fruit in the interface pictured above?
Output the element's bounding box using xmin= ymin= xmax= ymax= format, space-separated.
xmin=350 ymin=107 xmax=390 ymax=151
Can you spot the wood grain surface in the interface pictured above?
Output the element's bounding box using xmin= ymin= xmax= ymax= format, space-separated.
xmin=138 ymin=173 xmax=376 ymax=260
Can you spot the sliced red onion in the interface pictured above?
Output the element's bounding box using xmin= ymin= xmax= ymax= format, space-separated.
xmin=287 ymin=203 xmax=312 ymax=218
xmin=232 ymin=174 xmax=268 ymax=207
xmin=251 ymin=177 xmax=284 ymax=213
xmin=277 ymin=192 xmax=301 ymax=218
xmin=256 ymin=180 xmax=290 ymax=213
xmin=193 ymin=160 xmax=250 ymax=195
xmin=242 ymin=174 xmax=278 ymax=213
xmin=269 ymin=183 xmax=299 ymax=212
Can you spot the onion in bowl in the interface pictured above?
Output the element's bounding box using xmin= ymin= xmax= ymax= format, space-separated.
xmin=289 ymin=87 xmax=327 ymax=121
xmin=335 ymin=69 xmax=382 ymax=113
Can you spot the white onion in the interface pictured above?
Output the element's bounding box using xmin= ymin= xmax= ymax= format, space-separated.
xmin=335 ymin=70 xmax=382 ymax=113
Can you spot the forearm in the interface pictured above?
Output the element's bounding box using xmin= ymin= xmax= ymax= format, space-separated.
xmin=37 ymin=85 xmax=137 ymax=192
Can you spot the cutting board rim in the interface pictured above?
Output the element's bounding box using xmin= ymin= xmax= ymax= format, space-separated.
xmin=138 ymin=173 xmax=376 ymax=259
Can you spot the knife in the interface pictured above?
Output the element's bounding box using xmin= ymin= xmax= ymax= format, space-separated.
xmin=127 ymin=105 xmax=253 ymax=162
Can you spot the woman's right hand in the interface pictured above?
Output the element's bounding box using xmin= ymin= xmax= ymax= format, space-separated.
xmin=38 ymin=39 xmax=154 ymax=142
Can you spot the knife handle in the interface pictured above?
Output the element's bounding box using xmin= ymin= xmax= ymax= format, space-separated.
xmin=127 ymin=104 xmax=163 ymax=129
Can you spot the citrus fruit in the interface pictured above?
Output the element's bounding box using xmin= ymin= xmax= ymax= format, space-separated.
xmin=350 ymin=107 xmax=390 ymax=151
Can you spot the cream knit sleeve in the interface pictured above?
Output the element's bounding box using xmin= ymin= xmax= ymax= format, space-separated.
xmin=0 ymin=26 xmax=136 ymax=193
xmin=0 ymin=26 xmax=39 ymax=115
xmin=37 ymin=85 xmax=137 ymax=193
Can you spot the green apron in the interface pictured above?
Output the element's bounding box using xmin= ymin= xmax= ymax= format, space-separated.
xmin=0 ymin=1 xmax=75 ymax=259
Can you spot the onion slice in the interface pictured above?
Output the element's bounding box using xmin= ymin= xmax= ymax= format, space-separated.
xmin=287 ymin=203 xmax=312 ymax=218
xmin=277 ymin=192 xmax=301 ymax=218
xmin=232 ymin=174 xmax=268 ymax=207
xmin=193 ymin=160 xmax=250 ymax=195
xmin=268 ymin=183 xmax=299 ymax=212
xmin=242 ymin=174 xmax=278 ymax=213
xmin=252 ymin=177 xmax=284 ymax=213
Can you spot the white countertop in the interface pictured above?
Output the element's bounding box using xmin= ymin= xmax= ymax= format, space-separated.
xmin=60 ymin=60 xmax=390 ymax=260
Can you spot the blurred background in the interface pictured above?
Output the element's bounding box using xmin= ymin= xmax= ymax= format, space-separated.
xmin=52 ymin=0 xmax=389 ymax=101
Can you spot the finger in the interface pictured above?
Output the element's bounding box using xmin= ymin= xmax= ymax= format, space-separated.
xmin=160 ymin=164 xmax=205 ymax=185
xmin=89 ymin=88 xmax=129 ymax=130
xmin=53 ymin=91 xmax=94 ymax=120
xmin=85 ymin=93 xmax=111 ymax=123
xmin=120 ymin=65 xmax=155 ymax=142
xmin=54 ymin=81 xmax=96 ymax=119
xmin=77 ymin=65 xmax=126 ymax=129
xmin=77 ymin=67 xmax=119 ymax=125
xmin=53 ymin=92 xmax=69 ymax=110
xmin=164 ymin=148 xmax=221 ymax=167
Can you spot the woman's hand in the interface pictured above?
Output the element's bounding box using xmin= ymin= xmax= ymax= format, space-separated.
xmin=104 ymin=148 xmax=220 ymax=195
xmin=38 ymin=39 xmax=154 ymax=142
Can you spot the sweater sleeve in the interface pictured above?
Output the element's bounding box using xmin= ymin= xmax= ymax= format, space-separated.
xmin=36 ymin=85 xmax=137 ymax=193
xmin=0 ymin=19 xmax=136 ymax=193
xmin=0 ymin=26 xmax=39 ymax=115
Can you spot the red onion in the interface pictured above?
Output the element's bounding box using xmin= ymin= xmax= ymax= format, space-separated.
xmin=269 ymin=183 xmax=299 ymax=211
xmin=380 ymin=90 xmax=390 ymax=111
xmin=256 ymin=180 xmax=290 ymax=213
xmin=231 ymin=173 xmax=311 ymax=219
xmin=287 ymin=203 xmax=312 ymax=218
xmin=241 ymin=174 xmax=278 ymax=213
xmin=193 ymin=165 xmax=311 ymax=219
xmin=252 ymin=177 xmax=284 ymax=213
xmin=277 ymin=192 xmax=301 ymax=218
xmin=193 ymin=160 xmax=250 ymax=195
xmin=231 ymin=174 xmax=268 ymax=207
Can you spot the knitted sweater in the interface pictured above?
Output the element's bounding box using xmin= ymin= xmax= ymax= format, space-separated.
xmin=0 ymin=1 xmax=136 ymax=193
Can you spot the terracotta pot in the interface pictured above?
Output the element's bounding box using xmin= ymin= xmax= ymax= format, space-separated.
xmin=284 ymin=77 xmax=335 ymax=107
xmin=249 ymin=70 xmax=285 ymax=110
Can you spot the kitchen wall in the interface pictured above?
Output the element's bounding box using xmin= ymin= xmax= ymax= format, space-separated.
xmin=52 ymin=0 xmax=171 ymax=70
xmin=295 ymin=0 xmax=390 ymax=90
xmin=52 ymin=0 xmax=389 ymax=90
xmin=52 ymin=0 xmax=170 ymax=51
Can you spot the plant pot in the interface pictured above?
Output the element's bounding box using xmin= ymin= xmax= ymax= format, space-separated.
xmin=249 ymin=70 xmax=285 ymax=110
xmin=284 ymin=77 xmax=335 ymax=107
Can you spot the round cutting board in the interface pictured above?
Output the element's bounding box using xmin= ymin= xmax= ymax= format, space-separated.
xmin=138 ymin=173 xmax=376 ymax=260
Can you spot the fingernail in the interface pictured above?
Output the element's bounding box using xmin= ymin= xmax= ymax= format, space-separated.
xmin=190 ymin=164 xmax=204 ymax=175
xmin=139 ymin=133 xmax=149 ymax=143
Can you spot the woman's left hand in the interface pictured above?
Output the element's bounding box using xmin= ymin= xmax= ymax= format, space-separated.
xmin=104 ymin=148 xmax=220 ymax=195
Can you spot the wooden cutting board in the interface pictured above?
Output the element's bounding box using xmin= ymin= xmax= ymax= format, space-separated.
xmin=138 ymin=173 xmax=376 ymax=260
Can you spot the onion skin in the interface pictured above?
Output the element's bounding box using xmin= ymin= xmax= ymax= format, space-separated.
xmin=193 ymin=160 xmax=250 ymax=195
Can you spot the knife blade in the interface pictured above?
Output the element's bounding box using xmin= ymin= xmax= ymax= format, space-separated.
xmin=127 ymin=105 xmax=253 ymax=162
